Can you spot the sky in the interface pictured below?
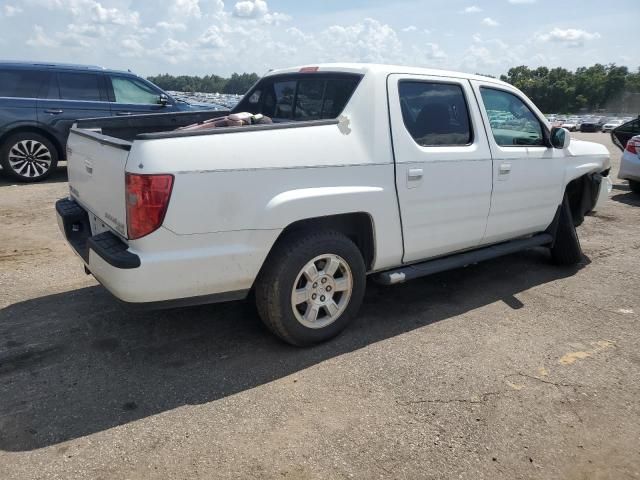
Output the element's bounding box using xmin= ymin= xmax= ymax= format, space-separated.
xmin=0 ymin=0 xmax=638 ymax=78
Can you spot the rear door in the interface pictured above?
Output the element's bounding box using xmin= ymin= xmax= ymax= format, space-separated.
xmin=0 ymin=67 xmax=42 ymax=134
xmin=37 ymin=70 xmax=112 ymax=151
xmin=612 ymin=117 xmax=640 ymax=151
xmin=388 ymin=74 xmax=493 ymax=263
xmin=106 ymin=74 xmax=171 ymax=116
xmin=471 ymin=81 xmax=565 ymax=244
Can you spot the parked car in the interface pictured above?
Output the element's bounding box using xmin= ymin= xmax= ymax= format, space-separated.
xmin=602 ymin=118 xmax=624 ymax=133
xmin=561 ymin=118 xmax=580 ymax=131
xmin=618 ymin=135 xmax=640 ymax=194
xmin=611 ymin=116 xmax=640 ymax=151
xmin=56 ymin=63 xmax=611 ymax=346
xmin=580 ymin=118 xmax=603 ymax=132
xmin=0 ymin=61 xmax=218 ymax=182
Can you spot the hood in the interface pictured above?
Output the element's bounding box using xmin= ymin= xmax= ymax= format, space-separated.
xmin=568 ymin=138 xmax=610 ymax=160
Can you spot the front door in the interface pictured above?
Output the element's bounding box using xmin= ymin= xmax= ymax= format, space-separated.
xmin=388 ymin=74 xmax=493 ymax=263
xmin=471 ymin=81 xmax=565 ymax=244
xmin=106 ymin=74 xmax=171 ymax=116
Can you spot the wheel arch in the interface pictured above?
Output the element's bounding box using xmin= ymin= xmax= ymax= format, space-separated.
xmin=264 ymin=212 xmax=376 ymax=272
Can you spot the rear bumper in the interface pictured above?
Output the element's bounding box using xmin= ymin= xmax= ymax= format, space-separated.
xmin=56 ymin=198 xmax=274 ymax=307
xmin=619 ymin=151 xmax=640 ymax=182
xmin=56 ymin=198 xmax=140 ymax=269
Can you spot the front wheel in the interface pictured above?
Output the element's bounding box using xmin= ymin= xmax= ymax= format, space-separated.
xmin=0 ymin=132 xmax=58 ymax=182
xmin=255 ymin=231 xmax=366 ymax=346
xmin=629 ymin=180 xmax=640 ymax=194
xmin=549 ymin=196 xmax=583 ymax=265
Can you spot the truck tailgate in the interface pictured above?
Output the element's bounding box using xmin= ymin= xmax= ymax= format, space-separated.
xmin=66 ymin=128 xmax=131 ymax=238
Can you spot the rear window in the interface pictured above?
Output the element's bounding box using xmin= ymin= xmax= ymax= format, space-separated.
xmin=0 ymin=69 xmax=48 ymax=98
xmin=58 ymin=72 xmax=103 ymax=102
xmin=234 ymin=74 xmax=361 ymax=121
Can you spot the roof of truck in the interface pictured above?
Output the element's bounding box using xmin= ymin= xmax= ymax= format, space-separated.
xmin=266 ymin=63 xmax=510 ymax=87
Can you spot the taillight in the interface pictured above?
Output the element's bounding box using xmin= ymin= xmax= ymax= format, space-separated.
xmin=625 ymin=138 xmax=639 ymax=155
xmin=125 ymin=173 xmax=174 ymax=240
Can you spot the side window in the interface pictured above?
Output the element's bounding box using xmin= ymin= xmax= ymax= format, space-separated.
xmin=321 ymin=78 xmax=359 ymax=118
xmin=111 ymin=76 xmax=161 ymax=104
xmin=57 ymin=72 xmax=103 ymax=102
xmin=480 ymin=88 xmax=544 ymax=147
xmin=0 ymin=69 xmax=48 ymax=98
xmin=398 ymin=81 xmax=472 ymax=146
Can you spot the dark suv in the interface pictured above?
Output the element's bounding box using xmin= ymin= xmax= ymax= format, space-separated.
xmin=0 ymin=61 xmax=206 ymax=182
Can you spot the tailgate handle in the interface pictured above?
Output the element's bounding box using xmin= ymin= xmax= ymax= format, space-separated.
xmin=44 ymin=109 xmax=63 ymax=114
xmin=84 ymin=159 xmax=93 ymax=175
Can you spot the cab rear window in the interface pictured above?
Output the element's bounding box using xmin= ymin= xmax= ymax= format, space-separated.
xmin=234 ymin=73 xmax=361 ymax=121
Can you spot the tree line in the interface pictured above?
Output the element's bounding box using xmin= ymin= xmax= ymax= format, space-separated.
xmin=499 ymin=64 xmax=640 ymax=114
xmin=147 ymin=72 xmax=260 ymax=95
xmin=148 ymin=64 xmax=640 ymax=114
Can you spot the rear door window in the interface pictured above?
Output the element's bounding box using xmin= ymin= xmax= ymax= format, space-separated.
xmin=398 ymin=81 xmax=473 ymax=146
xmin=0 ymin=69 xmax=48 ymax=98
xmin=57 ymin=72 xmax=104 ymax=102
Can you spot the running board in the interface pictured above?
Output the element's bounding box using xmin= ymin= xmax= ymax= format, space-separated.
xmin=374 ymin=233 xmax=553 ymax=285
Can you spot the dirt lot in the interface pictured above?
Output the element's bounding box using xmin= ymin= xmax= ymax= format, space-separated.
xmin=1 ymin=132 xmax=639 ymax=479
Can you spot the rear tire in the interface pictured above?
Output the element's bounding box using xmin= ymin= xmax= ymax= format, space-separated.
xmin=0 ymin=132 xmax=58 ymax=182
xmin=550 ymin=196 xmax=583 ymax=265
xmin=255 ymin=230 xmax=366 ymax=346
xmin=629 ymin=180 xmax=640 ymax=194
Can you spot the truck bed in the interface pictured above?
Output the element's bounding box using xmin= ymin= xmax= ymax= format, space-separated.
xmin=75 ymin=110 xmax=231 ymax=142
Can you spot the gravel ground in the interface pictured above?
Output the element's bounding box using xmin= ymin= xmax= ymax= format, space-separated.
xmin=0 ymin=132 xmax=639 ymax=479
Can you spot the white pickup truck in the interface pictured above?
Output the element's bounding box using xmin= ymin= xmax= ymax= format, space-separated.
xmin=57 ymin=63 xmax=611 ymax=346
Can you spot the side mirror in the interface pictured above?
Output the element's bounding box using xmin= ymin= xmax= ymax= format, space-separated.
xmin=158 ymin=93 xmax=169 ymax=106
xmin=550 ymin=127 xmax=571 ymax=150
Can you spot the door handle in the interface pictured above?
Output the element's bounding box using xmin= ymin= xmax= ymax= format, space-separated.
xmin=408 ymin=168 xmax=423 ymax=180
xmin=499 ymin=163 xmax=512 ymax=175
xmin=116 ymin=111 xmax=133 ymax=116
xmin=44 ymin=109 xmax=63 ymax=114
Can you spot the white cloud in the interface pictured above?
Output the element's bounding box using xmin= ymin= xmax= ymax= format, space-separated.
xmin=319 ymin=18 xmax=403 ymax=64
xmin=536 ymin=28 xmax=601 ymax=47
xmin=482 ymin=17 xmax=499 ymax=27
xmin=91 ymin=2 xmax=139 ymax=26
xmin=156 ymin=21 xmax=187 ymax=31
xmin=233 ymin=0 xmax=268 ymax=18
xmin=120 ymin=37 xmax=146 ymax=57
xmin=402 ymin=25 xmax=417 ymax=32
xmin=196 ymin=25 xmax=226 ymax=48
xmin=2 ymin=4 xmax=23 ymax=16
xmin=262 ymin=12 xmax=291 ymax=25
xmin=26 ymin=25 xmax=58 ymax=47
xmin=170 ymin=0 xmax=202 ymax=19
xmin=463 ymin=6 xmax=482 ymax=13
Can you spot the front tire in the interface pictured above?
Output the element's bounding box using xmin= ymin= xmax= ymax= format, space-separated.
xmin=629 ymin=180 xmax=640 ymax=194
xmin=0 ymin=132 xmax=58 ymax=182
xmin=255 ymin=231 xmax=366 ymax=346
xmin=550 ymin=196 xmax=583 ymax=265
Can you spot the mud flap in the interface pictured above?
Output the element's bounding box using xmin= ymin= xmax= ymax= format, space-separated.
xmin=573 ymin=173 xmax=605 ymax=225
